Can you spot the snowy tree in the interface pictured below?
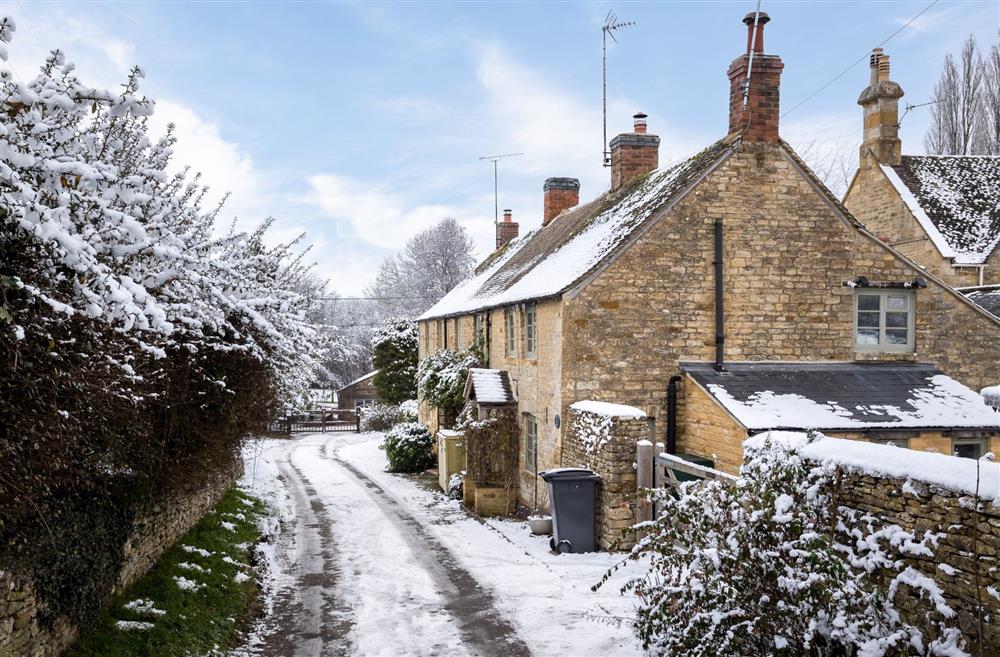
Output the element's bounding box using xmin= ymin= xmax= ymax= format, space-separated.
xmin=371 ymin=318 xmax=418 ymax=404
xmin=366 ymin=217 xmax=476 ymax=319
xmin=925 ymin=35 xmax=988 ymax=155
xmin=975 ymin=37 xmax=1000 ymax=155
xmin=601 ymin=433 xmax=967 ymax=657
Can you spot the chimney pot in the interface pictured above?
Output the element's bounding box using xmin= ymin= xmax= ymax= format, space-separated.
xmin=743 ymin=11 xmax=770 ymax=54
xmin=543 ymin=178 xmax=580 ymax=226
xmin=633 ymin=112 xmax=648 ymax=134
xmin=857 ymin=47 xmax=904 ymax=166
xmin=503 ymin=208 xmax=512 ymax=222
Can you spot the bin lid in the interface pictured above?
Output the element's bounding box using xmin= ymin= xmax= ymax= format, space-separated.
xmin=539 ymin=467 xmax=600 ymax=482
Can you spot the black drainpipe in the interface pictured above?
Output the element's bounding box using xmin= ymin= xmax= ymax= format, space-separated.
xmin=714 ymin=218 xmax=726 ymax=372
xmin=666 ymin=375 xmax=682 ymax=455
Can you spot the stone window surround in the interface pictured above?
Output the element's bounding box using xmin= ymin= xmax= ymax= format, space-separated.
xmin=952 ymin=436 xmax=988 ymax=459
xmin=854 ymin=289 xmax=915 ymax=353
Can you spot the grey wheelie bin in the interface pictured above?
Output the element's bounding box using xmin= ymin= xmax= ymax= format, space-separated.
xmin=540 ymin=468 xmax=601 ymax=553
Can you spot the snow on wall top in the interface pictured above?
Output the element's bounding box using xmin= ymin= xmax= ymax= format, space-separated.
xmin=570 ymin=400 xmax=647 ymax=418
xmin=963 ymin=285 xmax=1000 ymax=319
xmin=883 ymin=155 xmax=1000 ymax=265
xmin=418 ymin=140 xmax=733 ymax=320
xmin=745 ymin=431 xmax=1000 ymax=507
xmin=465 ymin=368 xmax=516 ymax=405
xmin=684 ymin=361 xmax=1000 ymax=431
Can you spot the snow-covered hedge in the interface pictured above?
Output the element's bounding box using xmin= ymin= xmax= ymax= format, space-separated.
xmin=982 ymin=385 xmax=1000 ymax=409
xmin=379 ymin=422 xmax=434 ymax=473
xmin=603 ymin=432 xmax=967 ymax=657
xmin=359 ymin=401 xmax=418 ymax=432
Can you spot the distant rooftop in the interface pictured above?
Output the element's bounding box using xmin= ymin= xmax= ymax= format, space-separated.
xmin=963 ymin=285 xmax=1000 ymax=319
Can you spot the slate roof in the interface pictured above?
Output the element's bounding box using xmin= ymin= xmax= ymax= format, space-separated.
xmin=464 ymin=368 xmax=516 ymax=405
xmin=963 ymin=285 xmax=1000 ymax=318
xmin=419 ymin=139 xmax=735 ymax=320
xmin=883 ymin=155 xmax=1000 ymax=265
xmin=682 ymin=361 xmax=1000 ymax=431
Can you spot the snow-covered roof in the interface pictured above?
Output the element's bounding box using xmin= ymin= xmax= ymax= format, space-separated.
xmin=882 ymin=156 xmax=1000 ymax=265
xmin=570 ymin=400 xmax=647 ymax=418
xmin=744 ymin=431 xmax=1000 ymax=506
xmin=338 ymin=370 xmax=378 ymax=392
xmin=464 ymin=368 xmax=516 ymax=405
xmin=419 ymin=140 xmax=734 ymax=320
xmin=962 ymin=285 xmax=1000 ymax=319
xmin=683 ymin=362 xmax=1000 ymax=431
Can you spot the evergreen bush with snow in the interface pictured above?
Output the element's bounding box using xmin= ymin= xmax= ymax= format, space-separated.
xmin=416 ymin=348 xmax=478 ymax=414
xmin=600 ymin=433 xmax=966 ymax=657
xmin=379 ymin=422 xmax=435 ymax=473
xmin=371 ymin=318 xmax=418 ymax=404
xmin=359 ymin=401 xmax=418 ymax=432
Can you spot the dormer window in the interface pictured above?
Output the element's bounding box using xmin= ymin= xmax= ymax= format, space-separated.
xmin=855 ymin=290 xmax=914 ymax=352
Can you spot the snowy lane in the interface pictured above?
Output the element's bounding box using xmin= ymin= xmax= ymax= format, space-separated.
xmin=238 ymin=433 xmax=642 ymax=657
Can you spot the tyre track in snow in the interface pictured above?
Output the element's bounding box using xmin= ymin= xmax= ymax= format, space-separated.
xmin=315 ymin=437 xmax=533 ymax=657
xmin=247 ymin=443 xmax=353 ymax=657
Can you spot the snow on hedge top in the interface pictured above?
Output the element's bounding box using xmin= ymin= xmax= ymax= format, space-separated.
xmin=883 ymin=155 xmax=1000 ymax=265
xmin=684 ymin=362 xmax=1000 ymax=431
xmin=745 ymin=431 xmax=1000 ymax=506
xmin=570 ymin=400 xmax=646 ymax=418
xmin=983 ymin=386 xmax=1000 ymax=409
xmin=466 ymin=368 xmax=515 ymax=404
xmin=419 ymin=140 xmax=732 ymax=320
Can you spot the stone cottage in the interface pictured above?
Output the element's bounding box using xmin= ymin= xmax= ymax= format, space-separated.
xmin=842 ymin=47 xmax=1000 ymax=315
xmin=416 ymin=13 xmax=1000 ymax=513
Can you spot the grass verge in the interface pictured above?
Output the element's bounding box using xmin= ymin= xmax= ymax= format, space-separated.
xmin=66 ymin=488 xmax=267 ymax=657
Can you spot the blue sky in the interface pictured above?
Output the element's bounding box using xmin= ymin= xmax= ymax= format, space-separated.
xmin=4 ymin=1 xmax=999 ymax=292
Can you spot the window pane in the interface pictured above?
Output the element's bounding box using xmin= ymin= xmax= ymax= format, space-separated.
xmin=886 ymin=312 xmax=908 ymax=328
xmin=857 ymin=312 xmax=880 ymax=328
xmin=857 ymin=295 xmax=880 ymax=311
xmin=856 ymin=329 xmax=879 ymax=345
xmin=954 ymin=441 xmax=984 ymax=459
xmin=887 ymin=295 xmax=907 ymax=310
xmin=885 ymin=329 xmax=908 ymax=345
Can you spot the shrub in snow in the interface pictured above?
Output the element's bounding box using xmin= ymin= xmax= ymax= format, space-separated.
xmin=371 ymin=318 xmax=418 ymax=404
xmin=982 ymin=385 xmax=1000 ymax=409
xmin=417 ymin=348 xmax=479 ymax=414
xmin=380 ymin=422 xmax=435 ymax=473
xmin=359 ymin=401 xmax=417 ymax=432
xmin=599 ymin=433 xmax=966 ymax=657
xmin=448 ymin=472 xmax=464 ymax=500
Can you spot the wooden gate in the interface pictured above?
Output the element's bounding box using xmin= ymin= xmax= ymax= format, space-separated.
xmin=268 ymin=409 xmax=360 ymax=434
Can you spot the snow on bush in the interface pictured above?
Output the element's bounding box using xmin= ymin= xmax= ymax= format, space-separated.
xmin=417 ymin=348 xmax=478 ymax=412
xmin=359 ymin=401 xmax=417 ymax=432
xmin=379 ymin=422 xmax=435 ymax=473
xmin=982 ymin=385 xmax=1000 ymax=409
xmin=600 ymin=432 xmax=967 ymax=657
xmin=447 ymin=472 xmax=463 ymax=499
xmin=0 ymin=20 xmax=320 ymax=405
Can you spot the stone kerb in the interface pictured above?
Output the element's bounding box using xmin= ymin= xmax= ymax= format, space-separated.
xmin=563 ymin=401 xmax=648 ymax=550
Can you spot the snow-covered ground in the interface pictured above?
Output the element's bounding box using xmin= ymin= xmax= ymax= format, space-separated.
xmin=237 ymin=432 xmax=644 ymax=657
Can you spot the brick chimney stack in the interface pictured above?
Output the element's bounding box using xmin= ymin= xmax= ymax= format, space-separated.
xmin=610 ymin=112 xmax=660 ymax=192
xmin=726 ymin=12 xmax=784 ymax=143
xmin=857 ymin=47 xmax=904 ymax=166
xmin=496 ymin=209 xmax=519 ymax=249
xmin=542 ymin=177 xmax=580 ymax=226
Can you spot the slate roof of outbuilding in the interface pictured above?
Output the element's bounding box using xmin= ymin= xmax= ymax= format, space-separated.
xmin=963 ymin=285 xmax=1000 ymax=318
xmin=682 ymin=361 xmax=1000 ymax=431
xmin=885 ymin=155 xmax=1000 ymax=265
xmin=419 ymin=139 xmax=735 ymax=320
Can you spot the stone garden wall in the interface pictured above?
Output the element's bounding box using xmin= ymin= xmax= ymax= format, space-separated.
xmin=0 ymin=467 xmax=236 ymax=657
xmin=833 ymin=467 xmax=1000 ymax=650
xmin=562 ymin=404 xmax=649 ymax=550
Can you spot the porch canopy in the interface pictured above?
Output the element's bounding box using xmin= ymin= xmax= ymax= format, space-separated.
xmin=682 ymin=361 xmax=1000 ymax=433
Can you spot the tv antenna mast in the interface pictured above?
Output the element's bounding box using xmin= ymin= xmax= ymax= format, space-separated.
xmin=479 ymin=152 xmax=524 ymax=226
xmin=602 ymin=10 xmax=634 ymax=167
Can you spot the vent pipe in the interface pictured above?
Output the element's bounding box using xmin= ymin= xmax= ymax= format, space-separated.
xmin=714 ymin=219 xmax=726 ymax=372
